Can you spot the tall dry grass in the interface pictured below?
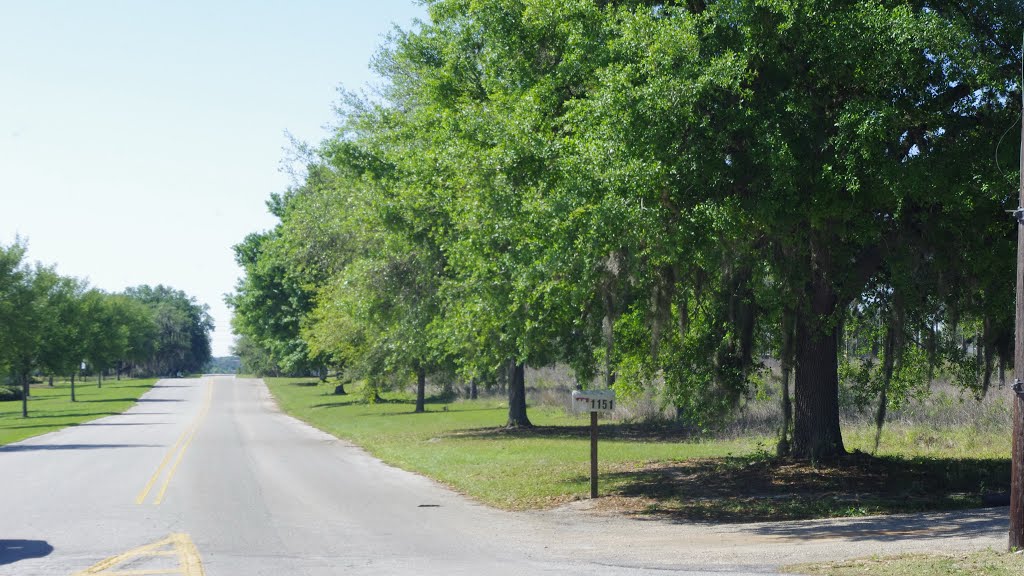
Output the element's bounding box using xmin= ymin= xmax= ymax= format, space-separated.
xmin=515 ymin=362 xmax=1013 ymax=457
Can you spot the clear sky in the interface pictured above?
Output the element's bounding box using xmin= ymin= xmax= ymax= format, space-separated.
xmin=0 ymin=0 xmax=427 ymax=357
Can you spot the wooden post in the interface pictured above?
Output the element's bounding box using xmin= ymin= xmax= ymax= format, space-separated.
xmin=1011 ymin=68 xmax=1024 ymax=551
xmin=590 ymin=411 xmax=599 ymax=499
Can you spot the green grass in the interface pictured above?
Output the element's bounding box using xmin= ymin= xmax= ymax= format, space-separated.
xmin=843 ymin=423 xmax=1010 ymax=460
xmin=265 ymin=378 xmax=764 ymax=509
xmin=265 ymin=378 xmax=1012 ymax=518
xmin=0 ymin=377 xmax=159 ymax=445
xmin=786 ymin=549 xmax=1024 ymax=575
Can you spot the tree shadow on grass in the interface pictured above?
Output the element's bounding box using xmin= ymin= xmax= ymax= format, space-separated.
xmin=378 ymin=406 xmax=500 ymax=417
xmin=312 ymin=395 xmax=417 ymax=409
xmin=448 ymin=422 xmax=699 ymax=442
xmin=599 ymin=452 xmax=1010 ymax=523
xmin=0 ymin=540 xmax=52 ymax=566
xmin=312 ymin=401 xmax=356 ymax=409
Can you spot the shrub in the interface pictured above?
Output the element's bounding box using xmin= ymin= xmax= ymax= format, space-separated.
xmin=0 ymin=385 xmax=24 ymax=401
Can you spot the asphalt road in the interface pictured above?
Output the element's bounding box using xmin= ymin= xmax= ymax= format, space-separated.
xmin=0 ymin=376 xmax=1008 ymax=575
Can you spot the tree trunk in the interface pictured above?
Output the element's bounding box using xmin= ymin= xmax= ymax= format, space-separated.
xmin=48 ymin=375 xmax=54 ymax=387
xmin=791 ymin=264 xmax=845 ymax=461
xmin=602 ymin=251 xmax=621 ymax=389
xmin=470 ymin=378 xmax=478 ymax=400
xmin=677 ymin=283 xmax=690 ymax=339
xmin=506 ymin=360 xmax=532 ymax=428
xmin=777 ymin=309 xmax=795 ymax=457
xmin=602 ymin=295 xmax=617 ymax=389
xmin=415 ymin=366 xmax=426 ymax=413
xmin=333 ymin=383 xmax=347 ymax=395
xmin=874 ymin=323 xmax=898 ymax=454
xmin=650 ymin=266 xmax=675 ymax=363
xmin=21 ymin=373 xmax=29 ymax=418
xmin=728 ymin=266 xmax=756 ymax=376
xmin=982 ymin=317 xmax=994 ymax=397
xmin=927 ymin=321 xmax=937 ymax=386
xmin=71 ymin=372 xmax=77 ymax=402
xmin=98 ymin=372 xmax=102 ymax=388
xmin=497 ymin=364 xmax=507 ymax=396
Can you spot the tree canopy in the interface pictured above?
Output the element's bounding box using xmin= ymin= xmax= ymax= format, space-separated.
xmin=229 ymin=0 xmax=1023 ymax=455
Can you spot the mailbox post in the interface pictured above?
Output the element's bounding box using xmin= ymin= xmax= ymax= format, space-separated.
xmin=571 ymin=389 xmax=616 ymax=498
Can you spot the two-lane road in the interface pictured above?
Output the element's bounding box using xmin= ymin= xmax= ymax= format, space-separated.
xmin=0 ymin=377 xmax=1005 ymax=575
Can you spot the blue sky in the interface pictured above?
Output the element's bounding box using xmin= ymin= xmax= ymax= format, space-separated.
xmin=0 ymin=1 xmax=427 ymax=356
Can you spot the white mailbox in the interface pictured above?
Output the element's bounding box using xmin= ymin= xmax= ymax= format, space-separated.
xmin=571 ymin=389 xmax=616 ymax=413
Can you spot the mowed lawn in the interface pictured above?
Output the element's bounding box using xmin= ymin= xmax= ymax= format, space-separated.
xmin=265 ymin=377 xmax=1011 ymax=518
xmin=268 ymin=377 xmax=765 ymax=506
xmin=0 ymin=377 xmax=159 ymax=445
xmin=266 ymin=377 xmax=774 ymax=509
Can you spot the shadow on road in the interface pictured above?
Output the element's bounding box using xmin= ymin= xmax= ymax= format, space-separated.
xmin=0 ymin=540 xmax=53 ymax=565
xmin=1 ymin=423 xmax=84 ymax=431
xmin=23 ymin=412 xmax=120 ymax=420
xmin=4 ymin=421 xmax=169 ymax=431
xmin=0 ymin=443 xmax=161 ymax=452
xmin=749 ymin=507 xmax=1008 ymax=542
xmin=81 ymin=398 xmax=182 ymax=403
xmin=76 ymin=422 xmax=169 ymax=426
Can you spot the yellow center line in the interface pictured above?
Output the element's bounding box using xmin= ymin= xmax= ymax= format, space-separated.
xmin=136 ymin=381 xmax=213 ymax=506
xmin=73 ymin=533 xmax=205 ymax=576
xmin=153 ymin=386 xmax=213 ymax=505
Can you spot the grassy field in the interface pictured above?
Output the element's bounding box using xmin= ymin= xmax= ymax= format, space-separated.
xmin=786 ymin=549 xmax=1024 ymax=575
xmin=266 ymin=378 xmax=764 ymax=509
xmin=264 ymin=377 xmax=1010 ymax=517
xmin=0 ymin=377 xmax=159 ymax=445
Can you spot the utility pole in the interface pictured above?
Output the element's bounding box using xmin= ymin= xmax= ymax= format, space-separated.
xmin=1011 ymin=40 xmax=1024 ymax=550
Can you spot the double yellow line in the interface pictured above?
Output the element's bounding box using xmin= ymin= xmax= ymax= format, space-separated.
xmin=136 ymin=381 xmax=214 ymax=505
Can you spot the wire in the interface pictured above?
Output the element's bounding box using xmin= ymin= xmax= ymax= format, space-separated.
xmin=992 ymin=34 xmax=1023 ymax=177
xmin=996 ymin=112 xmax=1022 ymax=177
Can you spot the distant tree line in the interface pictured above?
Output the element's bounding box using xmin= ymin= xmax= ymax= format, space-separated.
xmin=204 ymin=356 xmax=241 ymax=374
xmin=0 ymin=240 xmax=214 ymax=416
xmin=228 ymin=0 xmax=1023 ymax=460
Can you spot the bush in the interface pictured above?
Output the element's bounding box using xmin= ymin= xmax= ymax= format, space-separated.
xmin=0 ymin=385 xmax=24 ymax=401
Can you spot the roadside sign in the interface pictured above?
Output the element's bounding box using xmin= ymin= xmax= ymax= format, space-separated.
xmin=571 ymin=389 xmax=616 ymax=499
xmin=571 ymin=389 xmax=616 ymax=413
